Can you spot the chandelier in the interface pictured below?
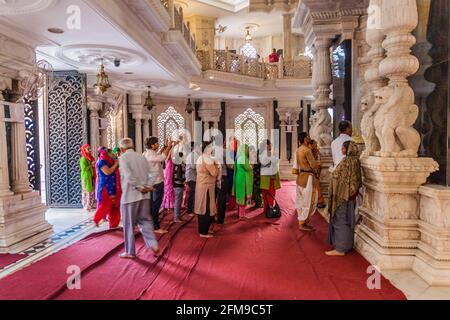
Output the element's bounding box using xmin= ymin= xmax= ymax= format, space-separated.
xmin=245 ymin=27 xmax=252 ymax=42
xmin=185 ymin=95 xmax=194 ymax=114
xmin=144 ymin=86 xmax=154 ymax=111
xmin=94 ymin=60 xmax=111 ymax=94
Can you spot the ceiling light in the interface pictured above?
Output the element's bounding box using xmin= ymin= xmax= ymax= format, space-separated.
xmin=144 ymin=86 xmax=154 ymax=111
xmin=245 ymin=28 xmax=252 ymax=42
xmin=185 ymin=95 xmax=194 ymax=114
xmin=48 ymin=28 xmax=64 ymax=34
xmin=209 ymin=76 xmax=215 ymax=80
xmin=93 ymin=59 xmax=111 ymax=95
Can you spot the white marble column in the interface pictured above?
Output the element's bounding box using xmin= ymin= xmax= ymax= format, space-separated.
xmin=134 ymin=116 xmax=143 ymax=154
xmin=279 ymin=119 xmax=288 ymax=162
xmin=290 ymin=111 xmax=299 ymax=154
xmin=356 ymin=0 xmax=439 ymax=274
xmin=142 ymin=112 xmax=151 ymax=150
xmin=361 ymin=0 xmax=387 ymax=156
xmin=11 ymin=106 xmax=31 ymax=193
xmin=87 ymin=100 xmax=102 ymax=157
xmin=0 ymin=102 xmax=12 ymax=197
xmin=203 ymin=121 xmax=210 ymax=141
xmin=283 ymin=13 xmax=293 ymax=59
xmin=310 ymin=38 xmax=333 ymax=155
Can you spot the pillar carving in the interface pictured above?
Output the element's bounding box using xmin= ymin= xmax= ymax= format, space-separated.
xmin=199 ymin=99 xmax=222 ymax=142
xmin=131 ymin=107 xmax=144 ymax=154
xmin=283 ymin=13 xmax=293 ymax=59
xmin=142 ymin=111 xmax=152 ymax=150
xmin=0 ymin=102 xmax=12 ymax=197
xmin=87 ymin=100 xmax=103 ymax=156
xmin=375 ymin=0 xmax=421 ymax=158
xmin=356 ymin=0 xmax=440 ymax=275
xmin=277 ymin=101 xmax=301 ymax=180
xmin=310 ymin=38 xmax=333 ymax=155
xmin=11 ymin=116 xmax=31 ymax=193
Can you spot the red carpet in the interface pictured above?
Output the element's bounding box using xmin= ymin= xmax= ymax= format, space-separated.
xmin=0 ymin=254 xmax=27 ymax=270
xmin=0 ymin=182 xmax=406 ymax=300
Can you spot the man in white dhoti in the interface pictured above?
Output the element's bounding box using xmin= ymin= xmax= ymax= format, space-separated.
xmin=293 ymin=132 xmax=320 ymax=232
xmin=118 ymin=138 xmax=159 ymax=259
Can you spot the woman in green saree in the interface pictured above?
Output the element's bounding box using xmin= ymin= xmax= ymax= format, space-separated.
xmin=233 ymin=144 xmax=253 ymax=220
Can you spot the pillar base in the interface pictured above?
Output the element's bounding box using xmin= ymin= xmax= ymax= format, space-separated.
xmin=0 ymin=192 xmax=53 ymax=254
xmin=412 ymin=185 xmax=450 ymax=285
xmin=355 ymin=156 xmax=440 ymax=280
xmin=319 ymin=155 xmax=333 ymax=199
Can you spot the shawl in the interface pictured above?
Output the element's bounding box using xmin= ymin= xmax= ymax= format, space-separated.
xmin=112 ymin=147 xmax=120 ymax=158
xmin=328 ymin=142 xmax=362 ymax=216
xmin=80 ymin=144 xmax=95 ymax=163
xmin=96 ymin=148 xmax=121 ymax=204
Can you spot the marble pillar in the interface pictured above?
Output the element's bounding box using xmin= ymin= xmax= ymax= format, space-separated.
xmin=134 ymin=116 xmax=143 ymax=154
xmin=142 ymin=112 xmax=151 ymax=150
xmin=0 ymin=102 xmax=12 ymax=197
xmin=87 ymin=100 xmax=102 ymax=157
xmin=11 ymin=109 xmax=31 ymax=194
xmin=360 ymin=0 xmax=387 ymax=157
xmin=283 ymin=13 xmax=293 ymax=59
xmin=355 ymin=0 xmax=440 ymax=274
xmin=310 ymin=38 xmax=333 ymax=155
xmin=0 ymin=102 xmax=52 ymax=253
xmin=290 ymin=111 xmax=299 ymax=153
xmin=277 ymin=103 xmax=301 ymax=180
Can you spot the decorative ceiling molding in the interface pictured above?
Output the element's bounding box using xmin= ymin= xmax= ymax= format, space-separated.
xmin=292 ymin=0 xmax=369 ymax=46
xmin=115 ymin=79 xmax=179 ymax=93
xmin=0 ymin=0 xmax=57 ymax=16
xmin=123 ymin=0 xmax=171 ymax=33
xmin=248 ymin=0 xmax=298 ymax=13
xmin=55 ymin=44 xmax=147 ymax=70
xmin=195 ymin=0 xmax=249 ymax=13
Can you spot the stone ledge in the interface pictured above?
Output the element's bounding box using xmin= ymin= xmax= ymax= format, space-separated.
xmin=413 ymin=252 xmax=450 ymax=286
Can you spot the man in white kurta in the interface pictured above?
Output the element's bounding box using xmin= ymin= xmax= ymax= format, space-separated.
xmin=119 ymin=138 xmax=159 ymax=259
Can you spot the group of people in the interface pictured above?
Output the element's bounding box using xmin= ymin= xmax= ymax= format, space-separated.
xmin=79 ymin=135 xmax=282 ymax=259
xmin=292 ymin=120 xmax=362 ymax=257
xmin=79 ymin=119 xmax=362 ymax=259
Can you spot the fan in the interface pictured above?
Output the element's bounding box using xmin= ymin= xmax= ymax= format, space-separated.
xmin=16 ymin=59 xmax=54 ymax=102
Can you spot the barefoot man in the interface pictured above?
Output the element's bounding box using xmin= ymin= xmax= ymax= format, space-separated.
xmin=293 ymin=132 xmax=320 ymax=232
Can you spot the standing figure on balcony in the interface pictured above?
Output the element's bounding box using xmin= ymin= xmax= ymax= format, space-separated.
xmin=269 ymin=48 xmax=279 ymax=63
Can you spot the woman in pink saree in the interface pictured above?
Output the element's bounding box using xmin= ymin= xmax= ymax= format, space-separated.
xmin=162 ymin=151 xmax=175 ymax=210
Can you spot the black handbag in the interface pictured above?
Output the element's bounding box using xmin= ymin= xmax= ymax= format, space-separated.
xmin=264 ymin=192 xmax=281 ymax=219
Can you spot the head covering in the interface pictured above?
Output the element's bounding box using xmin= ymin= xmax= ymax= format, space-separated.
xmin=98 ymin=147 xmax=114 ymax=165
xmin=328 ymin=142 xmax=362 ymax=216
xmin=80 ymin=144 xmax=94 ymax=162
xmin=113 ymin=147 xmax=120 ymax=157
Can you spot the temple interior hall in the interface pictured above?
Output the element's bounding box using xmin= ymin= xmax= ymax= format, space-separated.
xmin=0 ymin=0 xmax=449 ymax=300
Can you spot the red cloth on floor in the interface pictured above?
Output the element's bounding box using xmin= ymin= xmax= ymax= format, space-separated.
xmin=0 ymin=254 xmax=26 ymax=270
xmin=0 ymin=182 xmax=406 ymax=300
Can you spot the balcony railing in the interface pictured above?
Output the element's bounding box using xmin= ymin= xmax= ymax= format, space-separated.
xmin=196 ymin=50 xmax=312 ymax=80
xmin=169 ymin=5 xmax=197 ymax=54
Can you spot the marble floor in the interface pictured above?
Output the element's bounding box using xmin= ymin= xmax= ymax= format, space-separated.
xmin=0 ymin=208 xmax=449 ymax=300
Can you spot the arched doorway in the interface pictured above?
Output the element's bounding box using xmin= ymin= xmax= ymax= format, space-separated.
xmin=157 ymin=106 xmax=185 ymax=146
xmin=234 ymin=108 xmax=266 ymax=149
